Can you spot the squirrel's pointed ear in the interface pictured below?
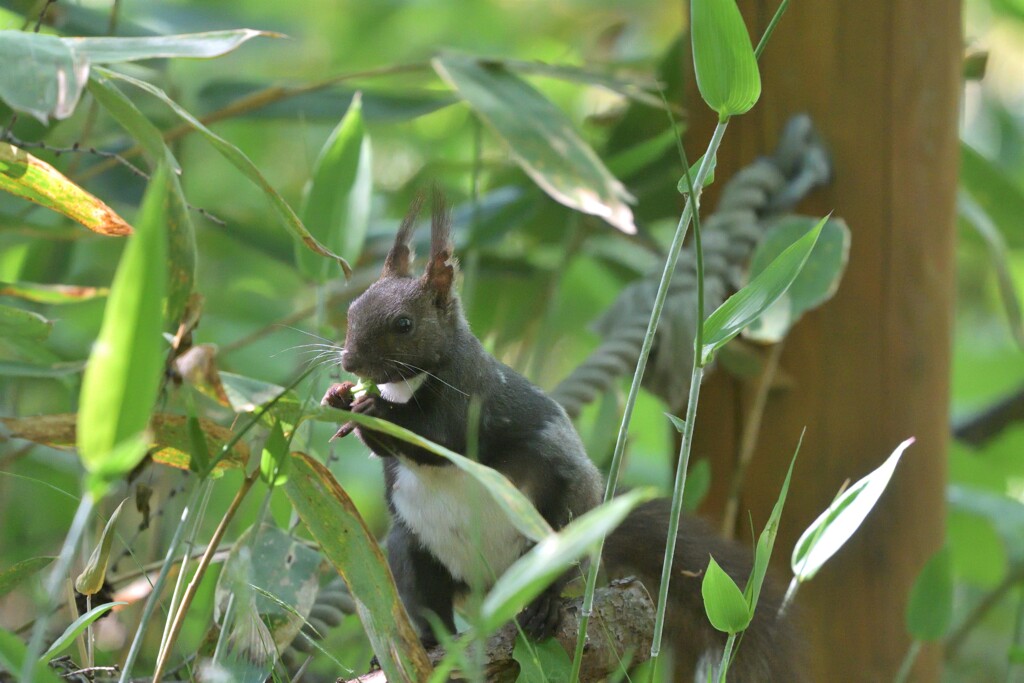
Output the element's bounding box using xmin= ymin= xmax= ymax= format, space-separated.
xmin=381 ymin=193 xmax=425 ymax=278
xmin=424 ymin=188 xmax=456 ymax=305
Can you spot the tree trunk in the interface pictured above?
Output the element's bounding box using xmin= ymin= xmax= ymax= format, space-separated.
xmin=685 ymin=1 xmax=960 ymax=681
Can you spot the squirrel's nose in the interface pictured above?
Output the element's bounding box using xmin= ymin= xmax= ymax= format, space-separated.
xmin=340 ymin=347 xmax=359 ymax=374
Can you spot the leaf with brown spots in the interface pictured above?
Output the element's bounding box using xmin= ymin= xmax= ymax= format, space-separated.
xmin=0 ymin=143 xmax=132 ymax=236
xmin=1 ymin=413 xmax=248 ymax=474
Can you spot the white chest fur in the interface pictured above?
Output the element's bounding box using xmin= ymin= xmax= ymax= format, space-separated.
xmin=392 ymin=460 xmax=529 ymax=585
xmin=378 ymin=373 xmax=426 ymax=404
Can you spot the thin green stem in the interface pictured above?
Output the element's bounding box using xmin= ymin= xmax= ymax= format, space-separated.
xmin=23 ymin=494 xmax=95 ymax=682
xmin=151 ymin=470 xmax=260 ymax=683
xmin=894 ymin=640 xmax=922 ymax=683
xmin=716 ymin=633 xmax=738 ymax=683
xmin=651 ymin=364 xmax=704 ymax=657
xmin=754 ymin=0 xmax=791 ymax=59
xmin=568 ymin=119 xmax=728 ymax=683
xmin=118 ymin=482 xmax=204 ymax=683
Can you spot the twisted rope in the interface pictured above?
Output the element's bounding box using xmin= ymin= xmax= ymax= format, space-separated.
xmin=552 ymin=114 xmax=831 ymax=417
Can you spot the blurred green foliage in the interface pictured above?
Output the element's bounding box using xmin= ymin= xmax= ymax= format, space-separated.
xmin=0 ymin=0 xmax=1021 ymax=680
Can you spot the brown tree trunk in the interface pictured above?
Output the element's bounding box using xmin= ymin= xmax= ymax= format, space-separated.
xmin=684 ymin=1 xmax=960 ymax=681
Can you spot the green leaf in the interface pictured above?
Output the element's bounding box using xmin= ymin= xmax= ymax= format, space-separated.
xmin=75 ymin=498 xmax=128 ymax=595
xmin=64 ymin=29 xmax=275 ymax=64
xmin=0 ymin=281 xmax=108 ymax=304
xmin=677 ymin=153 xmax=716 ymax=194
xmin=499 ymin=58 xmax=664 ymax=109
xmin=86 ymin=75 xmax=196 ymax=325
xmin=41 ymin=601 xmax=127 ymax=661
xmin=791 ymin=438 xmax=914 ymax=581
xmin=76 ymin=166 xmax=169 ymax=490
xmin=296 ymin=93 xmax=373 ymax=282
xmin=701 ymin=555 xmax=751 ymax=634
xmin=0 ymin=627 xmax=63 ymax=683
xmin=312 ymin=405 xmax=553 ymax=543
xmin=86 ymin=75 xmax=181 ymax=172
xmin=742 ymin=217 xmax=850 ymax=343
xmin=0 ymin=304 xmax=52 ymax=341
xmin=665 ymin=413 xmax=687 ymax=433
xmin=0 ymin=557 xmax=55 ymax=598
xmin=260 ymin=419 xmax=290 ymax=486
xmin=959 ymin=191 xmax=1024 ymax=348
xmin=479 ymin=488 xmax=653 ymax=634
xmin=701 ymin=215 xmax=827 ymax=365
xmin=960 ymin=142 xmax=1024 ymax=248
xmin=0 ymin=31 xmax=88 ymax=122
xmin=513 ymin=635 xmax=572 ymax=683
xmin=905 ymin=547 xmax=953 ymax=642
xmin=691 ymin=0 xmax=762 ymax=118
xmin=745 ymin=433 xmax=800 ymax=613
xmin=0 ymin=143 xmax=132 ymax=236
xmin=0 ymin=360 xmax=84 ymax=378
xmin=284 ymin=452 xmax=432 ymax=682
xmin=433 ymin=52 xmax=636 ymax=234
xmin=98 ymin=67 xmax=352 ymax=278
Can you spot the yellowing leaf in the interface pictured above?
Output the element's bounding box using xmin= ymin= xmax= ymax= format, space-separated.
xmin=1 ymin=413 xmax=249 ymax=473
xmin=0 ymin=143 xmax=131 ymax=235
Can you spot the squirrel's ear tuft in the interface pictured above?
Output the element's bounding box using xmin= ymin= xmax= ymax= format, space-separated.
xmin=424 ymin=187 xmax=456 ymax=305
xmin=382 ymin=193 xmax=425 ymax=278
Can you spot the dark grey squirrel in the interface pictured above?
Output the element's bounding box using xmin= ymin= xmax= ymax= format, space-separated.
xmin=321 ymin=192 xmax=802 ymax=681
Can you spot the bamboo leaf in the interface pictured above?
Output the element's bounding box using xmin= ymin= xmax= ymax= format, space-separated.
xmin=905 ymin=546 xmax=953 ymax=642
xmin=0 ymin=360 xmax=85 ymax=377
xmin=0 ymin=281 xmax=108 ymax=304
xmin=75 ymin=499 xmax=128 ymax=595
xmin=64 ymin=29 xmax=276 ymax=64
xmin=87 ymin=75 xmax=200 ymax=324
xmin=745 ymin=433 xmax=800 ymax=613
xmin=41 ymin=601 xmax=127 ymax=661
xmin=742 ymin=217 xmax=850 ymax=344
xmin=480 ymin=488 xmax=653 ymax=635
xmin=0 ymin=304 xmax=52 ymax=341
xmin=296 ymin=93 xmax=373 ymax=282
xmin=76 ymin=165 xmax=169 ymax=493
xmin=0 ymin=557 xmax=55 ymax=598
xmin=284 ymin=452 xmax=432 ymax=683
xmin=0 ymin=143 xmax=132 ymax=236
xmin=791 ymin=438 xmax=914 ymax=581
xmin=311 ymin=405 xmax=553 ymax=542
xmin=701 ymin=555 xmax=751 ymax=634
xmin=0 ymin=31 xmax=89 ymax=122
xmin=434 ymin=52 xmax=636 ymax=234
xmin=691 ymin=0 xmax=761 ymax=118
xmin=1 ymin=413 xmax=249 ymax=473
xmin=701 ymin=215 xmax=827 ymax=364
xmin=260 ymin=419 xmax=290 ymax=486
xmin=98 ymin=67 xmax=352 ymax=278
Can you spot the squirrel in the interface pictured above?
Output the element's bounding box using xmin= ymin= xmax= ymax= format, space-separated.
xmin=321 ymin=191 xmax=802 ymax=681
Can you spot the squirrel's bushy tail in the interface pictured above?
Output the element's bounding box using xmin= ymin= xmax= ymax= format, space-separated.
xmin=604 ymin=499 xmax=805 ymax=682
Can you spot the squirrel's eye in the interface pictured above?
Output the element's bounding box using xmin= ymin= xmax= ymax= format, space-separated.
xmin=393 ymin=316 xmax=413 ymax=334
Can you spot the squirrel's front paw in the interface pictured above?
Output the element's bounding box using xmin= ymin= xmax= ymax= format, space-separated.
xmin=321 ymin=381 xmax=356 ymax=410
xmin=518 ymin=589 xmax=562 ymax=641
